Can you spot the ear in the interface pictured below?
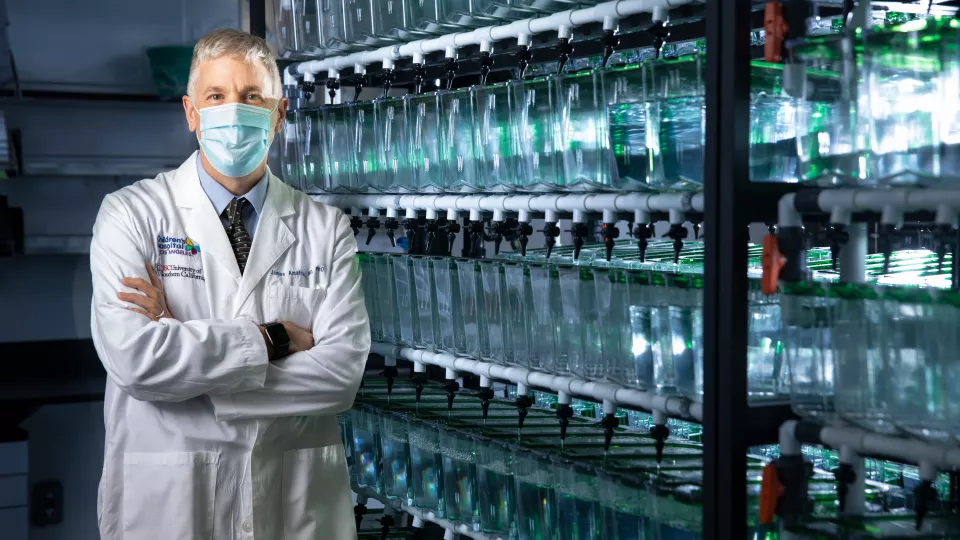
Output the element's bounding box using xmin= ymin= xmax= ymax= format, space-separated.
xmin=182 ymin=96 xmax=198 ymax=133
xmin=275 ymin=97 xmax=288 ymax=133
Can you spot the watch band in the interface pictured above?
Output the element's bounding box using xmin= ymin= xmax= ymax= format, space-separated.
xmin=263 ymin=322 xmax=290 ymax=359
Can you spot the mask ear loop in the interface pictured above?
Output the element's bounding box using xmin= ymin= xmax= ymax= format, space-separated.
xmin=192 ymin=103 xmax=203 ymax=145
xmin=268 ymin=98 xmax=283 ymax=134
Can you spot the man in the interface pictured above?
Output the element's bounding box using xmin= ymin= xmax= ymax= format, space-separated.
xmin=89 ymin=29 xmax=370 ymax=539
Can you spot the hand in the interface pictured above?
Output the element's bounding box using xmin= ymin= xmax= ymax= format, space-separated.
xmin=119 ymin=264 xmax=174 ymax=321
xmin=282 ymin=321 xmax=314 ymax=354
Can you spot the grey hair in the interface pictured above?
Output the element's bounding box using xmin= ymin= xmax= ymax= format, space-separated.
xmin=186 ymin=29 xmax=282 ymax=100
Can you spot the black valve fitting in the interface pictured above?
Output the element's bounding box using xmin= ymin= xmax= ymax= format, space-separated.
xmin=326 ymin=77 xmax=340 ymax=104
xmin=350 ymin=215 xmax=363 ymax=237
xmin=773 ymin=455 xmax=815 ymax=528
xmin=633 ymin=223 xmax=653 ymax=262
xmin=353 ymin=502 xmax=367 ymax=532
xmin=556 ymin=37 xmax=574 ymax=74
xmin=569 ymin=222 xmax=590 ymax=260
xmin=469 ymin=220 xmax=486 ymax=258
xmin=378 ymin=513 xmax=395 ymax=540
xmin=478 ymin=387 xmax=495 ymax=420
xmin=479 ymin=50 xmax=493 ymax=86
xmin=403 ymin=217 xmax=422 ymax=254
xmin=352 ymin=72 xmax=368 ymax=102
xmin=601 ymin=222 xmax=620 ymax=261
xmin=444 ymin=379 xmax=460 ymax=411
xmin=600 ymin=413 xmax=620 ymax=451
xmin=383 ymin=365 xmax=399 ymax=396
xmin=834 ymin=463 xmax=856 ymax=513
xmin=649 ymin=21 xmax=670 ymax=59
xmin=413 ymin=62 xmax=427 ymax=95
xmin=381 ymin=68 xmax=395 ymax=98
xmin=445 ymin=220 xmax=461 ymax=256
xmin=384 ymin=217 xmax=400 ymax=247
xmin=492 ymin=219 xmax=518 ymax=255
xmin=515 ymin=394 xmax=533 ymax=430
xmin=365 ymin=216 xmax=381 ymax=245
xmin=425 ymin=219 xmax=441 ymax=253
xmin=517 ymin=221 xmax=534 ymax=256
xmin=445 ymin=56 xmax=459 ymax=90
xmin=877 ymin=223 xmax=899 ymax=273
xmin=557 ymin=403 xmax=574 ymax=440
xmin=649 ymin=423 xmax=670 ymax=463
xmin=301 ymin=79 xmax=316 ymax=102
xmin=666 ymin=223 xmax=688 ymax=264
xmin=517 ymin=44 xmax=532 ymax=79
xmin=915 ymin=479 xmax=937 ymax=529
xmin=601 ymin=29 xmax=620 ymax=67
xmin=413 ymin=373 xmax=427 ymax=404
xmin=542 ymin=222 xmax=561 ymax=258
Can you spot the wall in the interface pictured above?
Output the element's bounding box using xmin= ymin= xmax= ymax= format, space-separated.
xmin=0 ymin=439 xmax=28 ymax=540
xmin=6 ymin=0 xmax=242 ymax=94
xmin=19 ymin=404 xmax=104 ymax=540
xmin=0 ymin=3 xmax=243 ymax=540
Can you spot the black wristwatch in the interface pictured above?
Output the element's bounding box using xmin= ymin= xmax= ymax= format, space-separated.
xmin=262 ymin=322 xmax=290 ymax=359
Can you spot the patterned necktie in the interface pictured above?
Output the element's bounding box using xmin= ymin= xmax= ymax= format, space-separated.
xmin=223 ymin=197 xmax=252 ymax=274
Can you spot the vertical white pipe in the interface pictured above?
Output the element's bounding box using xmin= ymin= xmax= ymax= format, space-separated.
xmin=838 ymin=445 xmax=866 ymax=516
xmin=839 ymin=223 xmax=867 ymax=283
xmin=778 ymin=420 xmax=801 ymax=456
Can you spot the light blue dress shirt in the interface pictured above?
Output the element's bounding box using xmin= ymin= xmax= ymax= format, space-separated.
xmin=196 ymin=154 xmax=268 ymax=238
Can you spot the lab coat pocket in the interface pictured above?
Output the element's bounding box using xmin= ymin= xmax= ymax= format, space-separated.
xmin=122 ymin=451 xmax=220 ymax=540
xmin=281 ymin=445 xmax=354 ymax=540
xmin=267 ymin=285 xmax=325 ymax=331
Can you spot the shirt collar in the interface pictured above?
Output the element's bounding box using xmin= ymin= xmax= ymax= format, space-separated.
xmin=195 ymin=153 xmax=269 ymax=218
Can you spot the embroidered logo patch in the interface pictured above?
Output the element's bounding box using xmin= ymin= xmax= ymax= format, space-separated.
xmin=158 ymin=234 xmax=201 ymax=256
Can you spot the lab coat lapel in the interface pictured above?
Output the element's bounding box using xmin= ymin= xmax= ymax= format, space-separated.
xmin=172 ymin=153 xmax=243 ymax=285
xmin=234 ymin=173 xmax=295 ymax=316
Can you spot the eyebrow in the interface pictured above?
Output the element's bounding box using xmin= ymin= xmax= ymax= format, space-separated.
xmin=202 ymin=85 xmax=263 ymax=95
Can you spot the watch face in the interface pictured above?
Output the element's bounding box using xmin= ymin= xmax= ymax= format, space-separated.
xmin=266 ymin=323 xmax=290 ymax=346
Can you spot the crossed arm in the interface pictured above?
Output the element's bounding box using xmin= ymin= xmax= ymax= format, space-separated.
xmin=90 ymin=193 xmax=370 ymax=419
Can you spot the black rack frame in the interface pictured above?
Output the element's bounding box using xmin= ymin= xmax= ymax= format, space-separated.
xmin=703 ymin=1 xmax=799 ymax=538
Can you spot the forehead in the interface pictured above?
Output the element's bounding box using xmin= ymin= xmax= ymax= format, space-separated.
xmin=195 ymin=55 xmax=269 ymax=91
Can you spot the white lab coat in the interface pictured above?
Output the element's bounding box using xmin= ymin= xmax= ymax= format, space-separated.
xmin=89 ymin=152 xmax=370 ymax=540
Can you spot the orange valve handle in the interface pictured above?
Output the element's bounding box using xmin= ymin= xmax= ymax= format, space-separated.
xmin=761 ymin=233 xmax=785 ymax=295
xmin=759 ymin=461 xmax=785 ymax=526
xmin=764 ymin=1 xmax=789 ymax=63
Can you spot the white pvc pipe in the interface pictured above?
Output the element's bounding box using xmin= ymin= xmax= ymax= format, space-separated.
xmin=311 ymin=192 xmax=696 ymax=215
xmin=778 ymin=193 xmax=802 ymax=228
xmin=783 ymin=188 xmax=960 ymax=227
xmin=293 ymin=0 xmax=695 ymax=75
xmin=383 ymin=345 xmax=701 ymax=421
xmin=817 ymin=424 xmax=960 ymax=471
xmin=779 ymin=420 xmax=801 ymax=456
xmin=839 ymin=223 xmax=866 ymax=284
xmin=817 ymin=188 xmax=960 ymax=214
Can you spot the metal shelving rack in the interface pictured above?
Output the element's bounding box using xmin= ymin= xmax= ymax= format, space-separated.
xmin=252 ymin=1 xmax=826 ymax=538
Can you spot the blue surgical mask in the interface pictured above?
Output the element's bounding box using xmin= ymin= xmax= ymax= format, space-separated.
xmin=196 ymin=102 xmax=276 ymax=178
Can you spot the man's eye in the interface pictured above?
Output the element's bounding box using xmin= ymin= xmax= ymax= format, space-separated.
xmin=247 ymin=94 xmax=263 ymax=101
xmin=208 ymin=94 xmax=223 ymax=101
